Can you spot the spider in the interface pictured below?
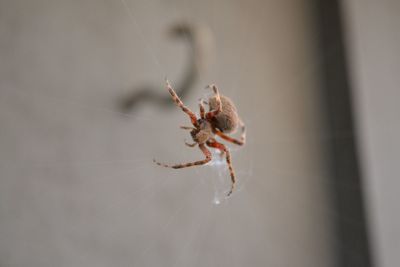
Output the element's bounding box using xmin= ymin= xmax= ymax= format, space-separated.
xmin=153 ymin=80 xmax=246 ymax=196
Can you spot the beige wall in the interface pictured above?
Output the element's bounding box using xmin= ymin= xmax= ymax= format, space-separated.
xmin=0 ymin=0 xmax=334 ymax=266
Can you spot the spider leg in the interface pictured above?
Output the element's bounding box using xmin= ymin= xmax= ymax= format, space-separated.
xmin=213 ymin=119 xmax=246 ymax=146
xmin=153 ymin=143 xmax=211 ymax=169
xmin=208 ymin=138 xmax=225 ymax=158
xmin=180 ymin=126 xmax=195 ymax=130
xmin=184 ymin=139 xmax=197 ymax=147
xmin=166 ymin=79 xmax=198 ymax=126
xmin=205 ymin=84 xmax=222 ymax=119
xmin=198 ymin=98 xmax=206 ymax=119
xmin=206 ymin=140 xmax=236 ymax=196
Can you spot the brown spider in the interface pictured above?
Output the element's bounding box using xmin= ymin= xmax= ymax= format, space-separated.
xmin=153 ymin=80 xmax=246 ymax=196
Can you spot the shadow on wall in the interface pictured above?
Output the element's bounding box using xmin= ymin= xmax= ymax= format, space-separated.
xmin=118 ymin=22 xmax=214 ymax=113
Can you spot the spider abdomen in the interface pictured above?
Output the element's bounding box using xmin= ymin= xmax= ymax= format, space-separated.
xmin=209 ymin=95 xmax=239 ymax=133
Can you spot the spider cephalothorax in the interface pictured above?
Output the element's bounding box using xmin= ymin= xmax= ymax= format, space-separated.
xmin=153 ymin=80 xmax=246 ymax=196
xmin=190 ymin=119 xmax=213 ymax=144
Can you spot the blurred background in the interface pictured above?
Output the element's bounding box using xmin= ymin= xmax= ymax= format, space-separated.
xmin=0 ymin=0 xmax=398 ymax=266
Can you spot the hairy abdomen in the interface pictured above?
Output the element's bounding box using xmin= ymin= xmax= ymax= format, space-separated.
xmin=208 ymin=95 xmax=238 ymax=133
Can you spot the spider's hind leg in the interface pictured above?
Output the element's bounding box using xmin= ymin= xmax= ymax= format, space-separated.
xmin=206 ymin=140 xmax=235 ymax=197
xmin=214 ymin=119 xmax=246 ymax=146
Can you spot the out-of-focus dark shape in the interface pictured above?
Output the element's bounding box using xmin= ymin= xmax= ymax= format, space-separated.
xmin=119 ymin=22 xmax=214 ymax=112
xmin=314 ymin=0 xmax=373 ymax=266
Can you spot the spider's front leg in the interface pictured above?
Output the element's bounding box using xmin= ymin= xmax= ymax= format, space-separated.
xmin=166 ymin=79 xmax=198 ymax=126
xmin=153 ymin=143 xmax=211 ymax=169
xmin=206 ymin=140 xmax=235 ymax=196
xmin=198 ymin=98 xmax=207 ymax=119
xmin=205 ymin=84 xmax=222 ymax=119
xmin=184 ymin=139 xmax=197 ymax=147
